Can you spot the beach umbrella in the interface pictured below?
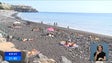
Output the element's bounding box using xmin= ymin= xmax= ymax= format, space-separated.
xmin=47 ymin=27 xmax=54 ymax=32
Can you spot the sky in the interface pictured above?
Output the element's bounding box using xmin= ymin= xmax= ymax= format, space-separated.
xmin=1 ymin=0 xmax=112 ymax=13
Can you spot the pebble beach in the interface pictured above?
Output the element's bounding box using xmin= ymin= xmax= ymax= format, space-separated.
xmin=0 ymin=10 xmax=112 ymax=63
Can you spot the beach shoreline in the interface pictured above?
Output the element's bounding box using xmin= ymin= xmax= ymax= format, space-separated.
xmin=17 ymin=12 xmax=112 ymax=37
xmin=14 ymin=11 xmax=112 ymax=39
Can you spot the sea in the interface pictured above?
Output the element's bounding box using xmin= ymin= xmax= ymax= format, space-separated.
xmin=17 ymin=12 xmax=112 ymax=36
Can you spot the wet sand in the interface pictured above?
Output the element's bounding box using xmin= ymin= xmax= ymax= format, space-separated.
xmin=0 ymin=10 xmax=112 ymax=63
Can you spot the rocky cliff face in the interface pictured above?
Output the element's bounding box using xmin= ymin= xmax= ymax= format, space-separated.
xmin=0 ymin=2 xmax=11 ymax=10
xmin=11 ymin=5 xmax=38 ymax=12
xmin=0 ymin=2 xmax=38 ymax=12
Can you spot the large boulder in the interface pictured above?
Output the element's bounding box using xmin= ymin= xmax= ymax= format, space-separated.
xmin=61 ymin=56 xmax=72 ymax=63
xmin=38 ymin=53 xmax=48 ymax=59
xmin=0 ymin=42 xmax=16 ymax=51
xmin=37 ymin=59 xmax=56 ymax=63
xmin=0 ymin=38 xmax=6 ymax=43
xmin=0 ymin=42 xmax=28 ymax=63
xmin=32 ymin=53 xmax=57 ymax=63
xmin=1 ymin=61 xmax=9 ymax=63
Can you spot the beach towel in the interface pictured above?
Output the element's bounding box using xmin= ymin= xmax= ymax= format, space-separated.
xmin=47 ymin=27 xmax=54 ymax=32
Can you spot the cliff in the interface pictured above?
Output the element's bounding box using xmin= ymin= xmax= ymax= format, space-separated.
xmin=0 ymin=2 xmax=38 ymax=12
xmin=0 ymin=2 xmax=11 ymax=10
xmin=11 ymin=5 xmax=38 ymax=12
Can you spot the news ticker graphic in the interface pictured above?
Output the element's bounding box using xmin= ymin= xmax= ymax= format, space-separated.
xmin=4 ymin=52 xmax=22 ymax=61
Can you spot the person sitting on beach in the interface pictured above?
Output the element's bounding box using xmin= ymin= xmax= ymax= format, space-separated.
xmin=22 ymin=38 xmax=33 ymax=42
xmin=51 ymin=34 xmax=54 ymax=38
xmin=31 ymin=49 xmax=40 ymax=55
xmin=69 ymin=42 xmax=75 ymax=47
xmin=28 ymin=49 xmax=40 ymax=57
xmin=62 ymin=41 xmax=74 ymax=47
xmin=95 ymin=37 xmax=100 ymax=41
xmin=6 ymin=35 xmax=13 ymax=41
xmin=64 ymin=41 xmax=69 ymax=47
xmin=46 ymin=33 xmax=54 ymax=38
xmin=32 ymin=27 xmax=40 ymax=32
xmin=22 ymin=38 xmax=28 ymax=42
